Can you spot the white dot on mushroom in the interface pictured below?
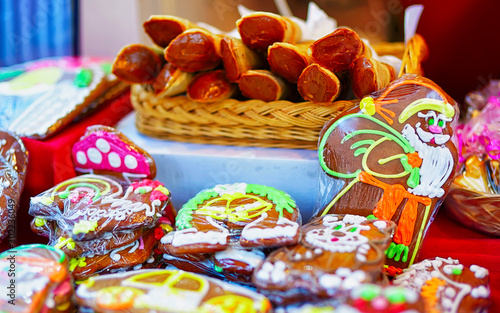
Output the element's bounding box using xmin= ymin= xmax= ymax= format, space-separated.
xmin=87 ymin=148 xmax=102 ymax=164
xmin=108 ymin=152 xmax=121 ymax=168
xmin=76 ymin=151 xmax=87 ymax=165
xmin=125 ymin=155 xmax=138 ymax=169
xmin=95 ymin=138 xmax=110 ymax=153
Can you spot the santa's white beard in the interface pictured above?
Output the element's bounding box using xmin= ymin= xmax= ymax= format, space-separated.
xmin=402 ymin=124 xmax=454 ymax=198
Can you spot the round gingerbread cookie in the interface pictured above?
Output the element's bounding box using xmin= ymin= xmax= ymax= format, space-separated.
xmin=29 ymin=175 xmax=171 ymax=241
xmin=393 ymin=257 xmax=490 ymax=313
xmin=75 ymin=269 xmax=272 ymax=312
xmin=0 ymin=244 xmax=75 ymax=313
xmin=253 ymin=214 xmax=395 ymax=305
xmin=162 ymin=183 xmax=301 ymax=255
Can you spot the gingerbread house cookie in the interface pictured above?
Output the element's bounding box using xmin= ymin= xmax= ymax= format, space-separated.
xmin=317 ymin=74 xmax=459 ymax=271
xmin=0 ymin=244 xmax=74 ymax=313
xmin=253 ymin=214 xmax=395 ymax=305
xmin=75 ymin=269 xmax=272 ymax=312
xmin=0 ymin=130 xmax=28 ymax=243
xmin=393 ymin=257 xmax=490 ymax=313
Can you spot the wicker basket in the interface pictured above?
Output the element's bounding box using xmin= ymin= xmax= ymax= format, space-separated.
xmin=132 ymin=35 xmax=427 ymax=149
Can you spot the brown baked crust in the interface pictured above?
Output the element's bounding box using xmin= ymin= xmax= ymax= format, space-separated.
xmin=220 ymin=36 xmax=265 ymax=83
xmin=350 ymin=55 xmax=396 ymax=99
xmin=0 ymin=131 xmax=28 ymax=242
xmin=310 ymin=28 xmax=371 ymax=73
xmin=187 ymin=70 xmax=237 ymax=103
xmin=143 ymin=15 xmax=194 ymax=48
xmin=297 ymin=64 xmax=341 ymax=103
xmin=253 ymin=214 xmax=395 ymax=305
xmin=112 ymin=44 xmax=163 ymax=84
xmin=268 ymin=42 xmax=312 ymax=84
xmin=238 ymin=70 xmax=291 ymax=102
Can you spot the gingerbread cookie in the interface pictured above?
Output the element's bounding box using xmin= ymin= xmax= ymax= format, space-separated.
xmin=75 ymin=269 xmax=272 ymax=312
xmin=162 ymin=183 xmax=301 ymax=255
xmin=3 ymin=57 xmax=118 ymax=139
xmin=0 ymin=244 xmax=74 ymax=313
xmin=393 ymin=257 xmax=490 ymax=313
xmin=30 ymin=218 xmax=145 ymax=258
xmin=253 ymin=214 xmax=395 ymax=305
xmin=0 ymin=131 xmax=28 ymax=244
xmin=29 ymin=175 xmax=171 ymax=241
xmin=317 ymin=74 xmax=459 ymax=271
xmin=72 ymin=125 xmax=156 ymax=183
xmin=69 ymin=229 xmax=158 ymax=281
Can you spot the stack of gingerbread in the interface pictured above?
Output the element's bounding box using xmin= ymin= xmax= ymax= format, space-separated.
xmin=29 ymin=126 xmax=175 ymax=281
xmin=112 ymin=4 xmax=401 ymax=105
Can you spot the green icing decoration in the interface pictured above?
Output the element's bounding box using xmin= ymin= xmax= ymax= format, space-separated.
xmin=407 ymin=167 xmax=420 ymax=188
xmin=59 ymin=183 xmax=101 ymax=202
xmin=366 ymin=215 xmax=378 ymax=220
xmin=74 ymin=68 xmax=93 ymax=87
xmin=214 ymin=265 xmax=223 ymax=273
xmin=354 ymin=148 xmax=367 ymax=157
xmin=101 ymin=62 xmax=112 ymax=75
xmin=138 ymin=187 xmax=148 ymax=194
xmin=349 ymin=227 xmax=358 ymax=232
xmin=385 ymin=288 xmax=407 ymax=304
xmin=54 ymin=237 xmax=76 ymax=250
xmin=0 ymin=69 xmax=24 ymax=81
xmin=452 ymin=268 xmax=462 ymax=275
xmin=359 ymin=284 xmax=380 ymax=301
xmin=34 ymin=217 xmax=46 ymax=227
xmin=9 ymin=67 xmax=62 ymax=90
xmin=385 ymin=242 xmax=409 ymax=263
xmin=0 ymin=244 xmax=65 ymax=263
xmin=69 ymin=257 xmax=87 ymax=272
xmin=73 ymin=220 xmax=98 ymax=235
xmin=334 ymin=225 xmax=342 ymax=230
xmin=176 ymin=189 xmax=219 ymax=230
xmin=246 ymin=184 xmax=296 ymax=218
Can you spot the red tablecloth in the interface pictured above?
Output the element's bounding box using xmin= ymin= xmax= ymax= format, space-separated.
xmin=2 ymin=91 xmax=498 ymax=310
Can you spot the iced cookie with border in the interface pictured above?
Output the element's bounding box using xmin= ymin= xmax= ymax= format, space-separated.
xmin=253 ymin=214 xmax=395 ymax=305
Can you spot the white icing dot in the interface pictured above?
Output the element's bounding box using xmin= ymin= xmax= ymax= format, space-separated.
xmin=470 ymin=265 xmax=489 ymax=279
xmin=319 ymin=274 xmax=342 ymax=289
xmin=87 ymin=148 xmax=102 ymax=164
xmin=76 ymin=151 xmax=87 ymax=165
xmin=2 ymin=180 xmax=10 ymax=188
xmin=95 ymin=138 xmax=110 ymax=153
xmin=373 ymin=221 xmax=387 ymax=230
xmin=124 ymin=155 xmax=138 ymax=169
xmin=444 ymin=287 xmax=456 ymax=298
xmin=108 ymin=152 xmax=121 ymax=168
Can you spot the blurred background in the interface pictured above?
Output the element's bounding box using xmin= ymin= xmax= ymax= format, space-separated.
xmin=0 ymin=0 xmax=499 ymax=103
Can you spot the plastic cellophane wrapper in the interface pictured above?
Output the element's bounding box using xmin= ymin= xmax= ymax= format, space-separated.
xmin=444 ymin=154 xmax=500 ymax=236
xmin=0 ymin=244 xmax=75 ymax=313
xmin=158 ymin=182 xmax=302 ymax=284
xmin=28 ymin=174 xmax=172 ymax=280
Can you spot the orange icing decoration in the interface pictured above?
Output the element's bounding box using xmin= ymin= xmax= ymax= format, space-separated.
xmin=421 ymin=277 xmax=446 ymax=313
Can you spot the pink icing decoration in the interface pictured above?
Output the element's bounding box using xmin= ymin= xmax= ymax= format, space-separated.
xmin=68 ymin=187 xmax=95 ymax=204
xmin=151 ymin=190 xmax=169 ymax=202
xmin=27 ymin=56 xmax=109 ymax=70
xmin=131 ymin=179 xmax=162 ymax=190
xmin=72 ymin=131 xmax=150 ymax=176
xmin=139 ymin=237 xmax=144 ymax=250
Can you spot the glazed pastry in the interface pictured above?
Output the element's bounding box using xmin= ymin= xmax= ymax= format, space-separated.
xmin=268 ymin=42 xmax=312 ymax=83
xmin=309 ymin=28 xmax=371 ymax=73
xmin=72 ymin=125 xmax=157 ymax=184
xmin=164 ymin=28 xmax=222 ymax=72
xmin=7 ymin=58 xmax=116 ymax=139
xmin=220 ymin=36 xmax=266 ymax=83
xmin=393 ymin=257 xmax=490 ymax=313
xmin=151 ymin=63 xmax=194 ymax=98
xmin=236 ymin=12 xmax=301 ymax=51
xmin=0 ymin=244 xmax=75 ymax=313
xmin=75 ymin=269 xmax=272 ymax=312
xmin=0 ymin=131 xmax=28 ymax=244
xmin=187 ymin=70 xmax=237 ymax=103
xmin=253 ymin=214 xmax=395 ymax=305
xmin=29 ymin=175 xmax=171 ymax=241
xmin=160 ymin=183 xmax=301 ymax=254
xmin=112 ymin=44 xmax=163 ymax=84
xmin=297 ymin=64 xmax=342 ymax=103
xmin=238 ymin=70 xmax=291 ymax=102
xmin=350 ymin=56 xmax=396 ymax=99
xmin=317 ymin=74 xmax=459 ymax=271
xmin=143 ymin=15 xmax=196 ymax=48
